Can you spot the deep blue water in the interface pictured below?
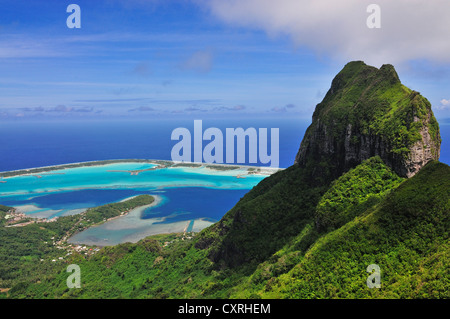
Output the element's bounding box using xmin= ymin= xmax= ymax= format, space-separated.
xmin=0 ymin=187 xmax=248 ymax=224
xmin=0 ymin=118 xmax=308 ymax=172
xmin=0 ymin=118 xmax=447 ymax=173
xmin=141 ymin=187 xmax=249 ymax=223
xmin=0 ymin=189 xmax=144 ymax=211
xmin=439 ymin=123 xmax=450 ymax=165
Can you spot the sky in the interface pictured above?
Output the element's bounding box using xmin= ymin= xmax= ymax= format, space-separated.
xmin=0 ymin=0 xmax=449 ymax=121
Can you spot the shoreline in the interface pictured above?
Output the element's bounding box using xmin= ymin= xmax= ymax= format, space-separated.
xmin=0 ymin=159 xmax=164 ymax=178
xmin=1 ymin=161 xmax=281 ymax=245
xmin=0 ymin=158 xmax=283 ymax=179
xmin=66 ymin=194 xmax=216 ymax=247
xmin=67 ymin=195 xmax=163 ymax=241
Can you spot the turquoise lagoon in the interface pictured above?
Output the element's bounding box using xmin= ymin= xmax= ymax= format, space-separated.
xmin=0 ymin=161 xmax=274 ymax=246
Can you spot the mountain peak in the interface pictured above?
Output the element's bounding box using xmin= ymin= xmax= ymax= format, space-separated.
xmin=379 ymin=63 xmax=400 ymax=84
xmin=295 ymin=61 xmax=441 ymax=178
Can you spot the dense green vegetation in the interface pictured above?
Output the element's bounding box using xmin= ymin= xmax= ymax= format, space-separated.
xmin=0 ymin=195 xmax=154 ymax=296
xmin=79 ymin=194 xmax=154 ymax=225
xmin=0 ymin=205 xmax=12 ymax=227
xmin=4 ymin=160 xmax=447 ymax=299
xmin=262 ymin=161 xmax=450 ymax=298
xmin=9 ymin=236 xmax=212 ymax=299
xmin=0 ymin=205 xmax=11 ymax=213
xmin=315 ymin=156 xmax=404 ymax=232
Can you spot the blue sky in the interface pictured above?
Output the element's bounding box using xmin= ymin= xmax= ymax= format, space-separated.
xmin=0 ymin=0 xmax=449 ymax=121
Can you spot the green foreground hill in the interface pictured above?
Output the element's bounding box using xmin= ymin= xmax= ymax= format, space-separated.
xmin=2 ymin=61 xmax=449 ymax=299
xmin=6 ymin=159 xmax=448 ymax=299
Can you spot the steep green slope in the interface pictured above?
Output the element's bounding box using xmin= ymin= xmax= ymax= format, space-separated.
xmin=224 ymin=156 xmax=404 ymax=297
xmin=315 ymin=156 xmax=404 ymax=232
xmin=256 ymin=161 xmax=449 ymax=298
xmin=195 ymin=164 xmax=331 ymax=269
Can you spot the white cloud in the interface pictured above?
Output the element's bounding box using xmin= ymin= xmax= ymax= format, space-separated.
xmin=436 ymin=98 xmax=450 ymax=110
xmin=200 ymin=0 xmax=450 ymax=67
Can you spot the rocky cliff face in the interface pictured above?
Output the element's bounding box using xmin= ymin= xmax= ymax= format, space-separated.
xmin=295 ymin=61 xmax=441 ymax=178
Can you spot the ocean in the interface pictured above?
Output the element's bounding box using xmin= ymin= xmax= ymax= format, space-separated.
xmin=0 ymin=117 xmax=302 ymax=245
xmin=0 ymin=118 xmax=308 ymax=172
xmin=1 ymin=118 xmax=447 ymax=172
xmin=0 ymin=118 xmax=448 ymax=245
